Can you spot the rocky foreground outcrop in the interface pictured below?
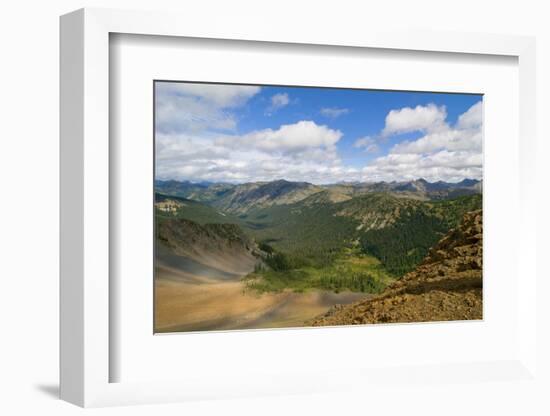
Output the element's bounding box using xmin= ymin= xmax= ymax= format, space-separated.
xmin=310 ymin=210 xmax=483 ymax=326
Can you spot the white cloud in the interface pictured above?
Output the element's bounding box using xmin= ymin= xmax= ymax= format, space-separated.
xmin=219 ymin=120 xmax=342 ymax=154
xmin=156 ymin=120 xmax=352 ymax=184
xmin=382 ymin=103 xmax=448 ymax=136
xmin=156 ymin=82 xmax=260 ymax=107
xmin=155 ymin=82 xmax=260 ymax=134
xmin=155 ymin=87 xmax=483 ymax=184
xmin=457 ymin=100 xmax=483 ymax=130
xmin=266 ymin=93 xmax=290 ymax=114
xmin=353 ymin=137 xmax=372 ymax=148
xmin=353 ymin=136 xmax=379 ymax=153
xmin=320 ymin=107 xmax=349 ymax=118
xmin=391 ymin=128 xmax=482 ymax=155
xmin=360 ymin=101 xmax=483 ymax=183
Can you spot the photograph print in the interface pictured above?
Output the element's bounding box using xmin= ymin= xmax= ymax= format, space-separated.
xmin=154 ymin=81 xmax=483 ymax=333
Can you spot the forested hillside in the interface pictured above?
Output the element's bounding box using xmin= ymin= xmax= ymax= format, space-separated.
xmin=359 ymin=194 xmax=482 ymax=275
xmin=155 ymin=179 xmax=482 ymax=294
xmin=311 ymin=210 xmax=483 ymax=326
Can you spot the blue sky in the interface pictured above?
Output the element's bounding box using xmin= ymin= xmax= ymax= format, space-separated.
xmin=155 ymin=82 xmax=483 ymax=184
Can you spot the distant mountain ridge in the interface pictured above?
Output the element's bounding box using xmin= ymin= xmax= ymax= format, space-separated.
xmin=156 ymin=180 xmax=482 ymax=277
xmin=155 ymin=178 xmax=482 ymax=213
xmin=209 ymin=179 xmax=323 ymax=214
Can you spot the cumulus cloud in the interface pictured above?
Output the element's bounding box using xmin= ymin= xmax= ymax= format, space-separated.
xmin=217 ymin=121 xmax=342 ymax=154
xmin=353 ymin=136 xmax=379 ymax=153
xmin=320 ymin=107 xmax=349 ymax=118
xmin=155 ymin=120 xmax=354 ymax=183
xmin=382 ymin=103 xmax=448 ymax=136
xmin=391 ymin=128 xmax=482 ymax=155
xmin=155 ymin=84 xmax=483 ymax=184
xmin=155 ymin=82 xmax=260 ymax=134
xmin=265 ymin=93 xmax=290 ymax=114
xmin=361 ymin=101 xmax=483 ymax=183
xmin=456 ymin=100 xmax=483 ymax=130
xmin=156 ymin=82 xmax=260 ymax=107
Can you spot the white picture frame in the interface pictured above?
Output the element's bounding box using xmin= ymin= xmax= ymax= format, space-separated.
xmin=60 ymin=7 xmax=538 ymax=408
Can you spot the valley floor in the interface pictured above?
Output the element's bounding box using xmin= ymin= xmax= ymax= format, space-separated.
xmin=154 ymin=261 xmax=365 ymax=333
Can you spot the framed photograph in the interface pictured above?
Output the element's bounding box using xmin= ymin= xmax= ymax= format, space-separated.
xmin=152 ymin=80 xmax=484 ymax=334
xmin=60 ymin=8 xmax=538 ymax=408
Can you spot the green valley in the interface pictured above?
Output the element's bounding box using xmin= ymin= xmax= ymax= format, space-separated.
xmin=155 ymin=179 xmax=482 ymax=296
xmin=242 ymin=245 xmax=393 ymax=295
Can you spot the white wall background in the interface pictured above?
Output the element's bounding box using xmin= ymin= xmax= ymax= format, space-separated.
xmin=0 ymin=0 xmax=548 ymax=415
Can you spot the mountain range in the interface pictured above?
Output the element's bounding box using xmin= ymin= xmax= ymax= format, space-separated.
xmin=156 ymin=178 xmax=482 ymax=277
xmin=155 ymin=178 xmax=482 ymax=214
xmin=155 ymin=177 xmax=483 ymax=329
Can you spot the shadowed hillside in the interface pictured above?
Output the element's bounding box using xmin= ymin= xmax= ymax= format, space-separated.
xmin=211 ymin=179 xmax=323 ymax=214
xmin=157 ymin=218 xmax=262 ymax=275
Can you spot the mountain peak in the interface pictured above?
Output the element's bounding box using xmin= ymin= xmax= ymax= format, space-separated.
xmin=456 ymin=178 xmax=479 ymax=187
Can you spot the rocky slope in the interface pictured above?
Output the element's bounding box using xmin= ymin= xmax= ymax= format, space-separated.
xmin=211 ymin=179 xmax=323 ymax=214
xmin=335 ymin=193 xmax=422 ymax=231
xmin=157 ymin=218 xmax=263 ymax=275
xmin=310 ymin=209 xmax=483 ymax=325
